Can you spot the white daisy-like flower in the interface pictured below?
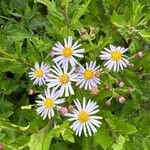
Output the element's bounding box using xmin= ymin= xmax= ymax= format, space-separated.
xmin=76 ymin=61 xmax=100 ymax=90
xmin=28 ymin=62 xmax=50 ymax=86
xmin=46 ymin=64 xmax=78 ymax=97
xmin=66 ymin=98 xmax=102 ymax=137
xmin=36 ymin=88 xmax=65 ymax=120
xmin=100 ymin=45 xmax=129 ymax=72
xmin=52 ymin=36 xmax=85 ymax=67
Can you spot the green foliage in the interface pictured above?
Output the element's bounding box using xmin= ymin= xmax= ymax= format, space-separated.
xmin=0 ymin=0 xmax=150 ymax=149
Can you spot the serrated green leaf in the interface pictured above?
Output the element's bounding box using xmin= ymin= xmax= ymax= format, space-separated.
xmin=50 ymin=141 xmax=68 ymax=150
xmin=28 ymin=133 xmax=44 ymax=150
xmin=0 ymin=111 xmax=13 ymax=119
xmin=94 ymin=127 xmax=113 ymax=150
xmin=42 ymin=131 xmax=54 ymax=150
xmin=81 ymin=137 xmax=91 ymax=150
xmin=112 ymin=135 xmax=125 ymax=150
xmin=106 ymin=117 xmax=137 ymax=135
xmin=72 ymin=0 xmax=91 ymax=21
xmin=62 ymin=129 xmax=74 ymax=143
xmin=103 ymin=111 xmax=137 ymax=135
xmin=28 ymin=125 xmax=54 ymax=150
xmin=34 ymin=0 xmax=63 ymax=18
xmin=111 ymin=11 xmax=125 ymax=27
xmin=3 ymin=25 xmax=31 ymax=42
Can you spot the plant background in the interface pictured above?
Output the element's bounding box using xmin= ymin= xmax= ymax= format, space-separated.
xmin=0 ymin=0 xmax=150 ymax=149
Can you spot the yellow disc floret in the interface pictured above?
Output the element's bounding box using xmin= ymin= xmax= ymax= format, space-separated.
xmin=59 ymin=74 xmax=69 ymax=84
xmin=35 ymin=69 xmax=43 ymax=78
xmin=62 ymin=47 xmax=73 ymax=58
xmin=78 ymin=111 xmax=89 ymax=123
xmin=44 ymin=98 xmax=54 ymax=109
xmin=111 ymin=51 xmax=122 ymax=61
xmin=84 ymin=70 xmax=94 ymax=80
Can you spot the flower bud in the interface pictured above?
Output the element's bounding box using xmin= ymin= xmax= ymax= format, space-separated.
xmin=28 ymin=89 xmax=34 ymax=95
xmin=50 ymin=51 xmax=55 ymax=57
xmin=68 ymin=105 xmax=75 ymax=112
xmin=135 ymin=51 xmax=144 ymax=58
xmin=128 ymin=87 xmax=135 ymax=94
xmin=104 ymin=84 xmax=110 ymax=91
xmin=0 ymin=144 xmax=4 ymax=150
xmin=105 ymin=99 xmax=111 ymax=106
xmin=80 ymin=35 xmax=88 ymax=40
xmin=74 ymin=66 xmax=81 ymax=73
xmin=127 ymin=63 xmax=134 ymax=67
xmin=90 ymin=27 xmax=96 ymax=32
xmin=90 ymin=87 xmax=100 ymax=95
xmin=94 ymin=70 xmax=101 ymax=77
xmin=138 ymin=67 xmax=144 ymax=73
xmin=144 ymin=21 xmax=147 ymax=26
xmin=131 ymin=27 xmax=138 ymax=33
xmin=116 ymin=80 xmax=125 ymax=88
xmin=79 ymin=28 xmax=87 ymax=36
xmin=117 ymin=96 xmax=126 ymax=104
xmin=128 ymin=31 xmax=132 ymax=36
xmin=89 ymin=33 xmax=96 ymax=39
xmin=58 ymin=107 xmax=68 ymax=116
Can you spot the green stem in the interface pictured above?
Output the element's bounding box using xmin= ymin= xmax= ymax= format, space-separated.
xmin=106 ymin=72 xmax=118 ymax=82
xmin=18 ymin=58 xmax=32 ymax=67
xmin=63 ymin=5 xmax=70 ymax=28
xmin=128 ymin=55 xmax=136 ymax=60
xmin=0 ymin=57 xmax=17 ymax=62
xmin=109 ymin=96 xmax=113 ymax=101
xmin=45 ymin=53 xmax=50 ymax=61
xmin=18 ymin=143 xmax=28 ymax=150
xmin=67 ymin=95 xmax=72 ymax=104
xmin=56 ymin=107 xmax=61 ymax=120
xmin=0 ymin=15 xmax=16 ymax=22
xmin=112 ymin=89 xmax=119 ymax=97
xmin=39 ymin=120 xmax=52 ymax=133
xmin=0 ymin=50 xmax=15 ymax=58
xmin=87 ymin=36 xmax=94 ymax=46
xmin=114 ymin=88 xmax=128 ymax=93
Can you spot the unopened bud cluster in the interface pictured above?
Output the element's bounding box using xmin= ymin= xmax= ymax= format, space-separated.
xmin=79 ymin=26 xmax=97 ymax=40
xmin=128 ymin=87 xmax=135 ymax=94
xmin=104 ymin=84 xmax=110 ymax=91
xmin=50 ymin=50 xmax=55 ymax=57
xmin=135 ymin=51 xmax=144 ymax=58
xmin=105 ymin=99 xmax=111 ymax=106
xmin=58 ymin=107 xmax=68 ymax=116
xmin=116 ymin=80 xmax=125 ymax=88
xmin=90 ymin=87 xmax=100 ymax=95
xmin=117 ymin=96 xmax=126 ymax=104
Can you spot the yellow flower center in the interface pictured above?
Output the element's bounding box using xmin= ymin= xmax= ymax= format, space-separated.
xmin=35 ymin=69 xmax=43 ymax=78
xmin=111 ymin=51 xmax=122 ymax=61
xmin=84 ymin=69 xmax=94 ymax=80
xmin=44 ymin=98 xmax=54 ymax=109
xmin=63 ymin=47 xmax=73 ymax=58
xmin=78 ymin=111 xmax=89 ymax=123
xmin=59 ymin=74 xmax=69 ymax=84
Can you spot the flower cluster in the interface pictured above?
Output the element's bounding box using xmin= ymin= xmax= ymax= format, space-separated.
xmin=28 ymin=36 xmax=129 ymax=136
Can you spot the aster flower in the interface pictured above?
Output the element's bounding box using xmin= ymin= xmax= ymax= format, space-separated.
xmin=66 ymin=98 xmax=102 ymax=137
xmin=36 ymin=88 xmax=65 ymax=120
xmin=52 ymin=36 xmax=85 ymax=68
xmin=100 ymin=45 xmax=129 ymax=72
xmin=28 ymin=62 xmax=50 ymax=86
xmin=46 ymin=64 xmax=78 ymax=97
xmin=76 ymin=61 xmax=100 ymax=90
